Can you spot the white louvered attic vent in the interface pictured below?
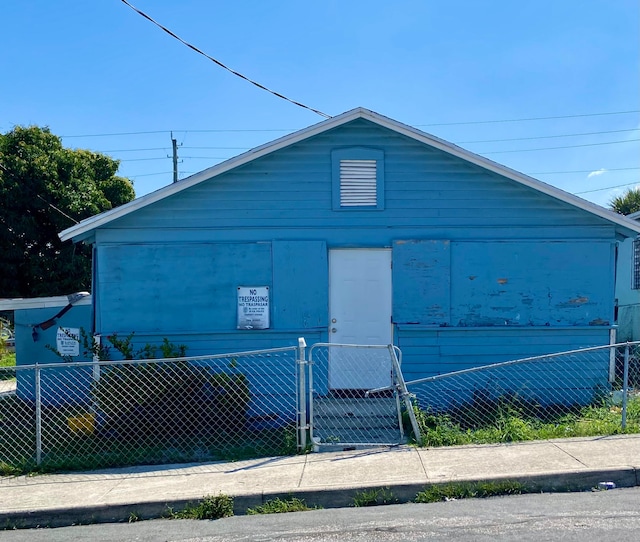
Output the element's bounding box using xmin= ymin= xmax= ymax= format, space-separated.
xmin=339 ymin=159 xmax=377 ymax=207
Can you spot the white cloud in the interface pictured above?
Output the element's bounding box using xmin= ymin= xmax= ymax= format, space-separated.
xmin=587 ymin=168 xmax=607 ymax=178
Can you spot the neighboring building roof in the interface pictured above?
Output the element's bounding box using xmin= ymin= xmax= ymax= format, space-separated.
xmin=0 ymin=294 xmax=92 ymax=311
xmin=59 ymin=107 xmax=640 ymax=242
xmin=627 ymin=210 xmax=640 ymax=221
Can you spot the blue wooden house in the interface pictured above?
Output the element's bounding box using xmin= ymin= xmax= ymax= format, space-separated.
xmin=614 ymin=211 xmax=640 ymax=342
xmin=58 ymin=108 xmax=640 ymax=389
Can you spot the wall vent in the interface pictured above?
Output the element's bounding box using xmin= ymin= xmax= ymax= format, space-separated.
xmin=339 ymin=159 xmax=377 ymax=207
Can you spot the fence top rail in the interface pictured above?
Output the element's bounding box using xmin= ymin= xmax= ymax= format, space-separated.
xmin=404 ymin=341 xmax=640 ymax=387
xmin=6 ymin=345 xmax=299 ymax=371
xmin=309 ymin=342 xmax=395 ymax=352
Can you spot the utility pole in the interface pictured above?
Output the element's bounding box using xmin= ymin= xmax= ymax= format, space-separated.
xmin=171 ymin=132 xmax=178 ymax=183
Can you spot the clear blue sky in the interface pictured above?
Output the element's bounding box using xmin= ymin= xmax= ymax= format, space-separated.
xmin=2 ymin=0 xmax=638 ymax=207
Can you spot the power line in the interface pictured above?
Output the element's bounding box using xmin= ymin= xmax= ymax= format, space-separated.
xmin=120 ymin=156 xmax=232 ymax=162
xmin=121 ymin=137 xmax=638 ymax=163
xmin=482 ymin=138 xmax=640 ymax=154
xmin=61 ymin=128 xmax=294 ymax=138
xmin=575 ymin=182 xmax=640 ymax=195
xmin=102 ymin=147 xmax=169 ymax=153
xmin=181 ymin=146 xmax=252 ymax=150
xmin=126 ymin=171 xmax=173 ymax=178
xmin=531 ymin=167 xmax=640 ymax=175
xmin=180 ymin=156 xmax=232 ymax=160
xmin=119 ymin=0 xmax=330 ymax=119
xmin=459 ymin=128 xmax=639 ymax=144
xmin=62 ymin=130 xmax=170 ymax=138
xmin=119 ymin=157 xmax=170 ymax=162
xmin=416 ymin=110 xmax=639 ymax=127
xmin=59 ymin=110 xmax=640 ymax=139
xmin=87 ymin=127 xmax=639 ymax=153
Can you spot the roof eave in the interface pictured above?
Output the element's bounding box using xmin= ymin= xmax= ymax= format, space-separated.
xmin=59 ymin=109 xmax=367 ymax=243
xmin=59 ymin=107 xmax=640 ymax=242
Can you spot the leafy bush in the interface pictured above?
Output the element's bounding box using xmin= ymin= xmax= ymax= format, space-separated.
xmin=47 ymin=331 xmax=251 ymax=440
xmin=93 ymin=362 xmax=250 ymax=440
xmin=0 ymin=335 xmax=16 ymax=372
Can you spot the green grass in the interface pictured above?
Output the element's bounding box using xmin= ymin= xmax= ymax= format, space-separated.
xmin=0 ymin=353 xmax=15 ymax=368
xmin=413 ymin=395 xmax=640 ymax=448
xmin=352 ymin=487 xmax=398 ymax=507
xmin=2 ymin=383 xmax=639 ymax=476
xmin=0 ymin=340 xmax=16 ymax=381
xmin=168 ymin=494 xmax=234 ymax=520
xmin=414 ymin=480 xmax=526 ymax=503
xmin=247 ymin=497 xmax=320 ymax=515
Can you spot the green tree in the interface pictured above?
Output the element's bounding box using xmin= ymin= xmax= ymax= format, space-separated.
xmin=0 ymin=126 xmax=135 ymax=298
xmin=609 ymin=187 xmax=640 ymax=215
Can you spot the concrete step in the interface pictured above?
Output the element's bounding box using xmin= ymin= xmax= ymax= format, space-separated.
xmin=313 ymin=413 xmax=399 ymax=430
xmin=311 ymin=396 xmax=403 ymax=449
xmin=313 ymin=397 xmax=398 ymax=417
xmin=313 ymin=427 xmax=404 ymax=447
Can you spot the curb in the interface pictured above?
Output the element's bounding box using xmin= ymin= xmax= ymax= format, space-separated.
xmin=1 ymin=467 xmax=637 ymax=530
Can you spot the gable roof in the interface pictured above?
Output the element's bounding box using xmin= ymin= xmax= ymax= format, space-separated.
xmin=59 ymin=107 xmax=640 ymax=242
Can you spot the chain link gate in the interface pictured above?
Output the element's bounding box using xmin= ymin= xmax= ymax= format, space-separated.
xmin=302 ymin=343 xmax=420 ymax=451
xmin=4 ymin=339 xmax=637 ymax=474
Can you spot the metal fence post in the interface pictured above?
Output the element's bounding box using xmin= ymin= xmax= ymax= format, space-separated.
xmin=622 ymin=344 xmax=629 ymax=430
xmin=388 ymin=346 xmax=421 ymax=443
xmin=34 ymin=364 xmax=42 ymax=466
xmin=608 ymin=329 xmax=617 ymax=383
xmin=92 ymin=334 xmax=101 ymax=382
xmin=297 ymin=337 xmax=307 ymax=451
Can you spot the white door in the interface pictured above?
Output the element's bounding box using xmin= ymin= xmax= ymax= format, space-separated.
xmin=328 ymin=249 xmax=393 ymax=390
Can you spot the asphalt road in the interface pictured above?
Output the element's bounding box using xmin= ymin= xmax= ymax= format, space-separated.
xmin=1 ymin=487 xmax=639 ymax=541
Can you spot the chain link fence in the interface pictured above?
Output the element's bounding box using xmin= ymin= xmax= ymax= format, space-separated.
xmin=307 ymin=344 xmax=419 ymax=451
xmin=2 ymin=340 xmax=639 ymax=474
xmin=0 ymin=346 xmax=300 ymax=474
xmin=405 ymin=342 xmax=640 ymax=447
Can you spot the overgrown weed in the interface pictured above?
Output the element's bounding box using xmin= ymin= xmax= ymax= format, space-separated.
xmin=414 ymin=480 xmax=526 ymax=503
xmin=247 ymin=497 xmax=319 ymax=515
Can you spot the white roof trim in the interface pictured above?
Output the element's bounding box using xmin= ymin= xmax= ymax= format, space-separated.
xmin=59 ymin=107 xmax=640 ymax=242
xmin=0 ymin=295 xmax=92 ymax=311
xmin=627 ymin=210 xmax=640 ymax=221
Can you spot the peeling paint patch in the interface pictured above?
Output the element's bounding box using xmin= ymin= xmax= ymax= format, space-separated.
xmin=589 ymin=318 xmax=610 ymax=326
xmin=458 ymin=317 xmax=517 ymax=327
xmin=468 ymin=275 xmax=477 ymax=281
xmin=497 ymin=278 xmax=508 ymax=285
xmin=557 ymin=296 xmax=592 ymax=308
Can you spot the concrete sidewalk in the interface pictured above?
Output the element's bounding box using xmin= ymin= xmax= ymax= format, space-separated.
xmin=1 ymin=434 xmax=639 ymax=529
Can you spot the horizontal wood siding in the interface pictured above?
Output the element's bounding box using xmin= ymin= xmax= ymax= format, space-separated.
xmin=95 ymin=225 xmax=617 ymax=245
xmin=397 ymin=326 xmax=611 ymax=381
xmin=86 ymin=118 xmax=618 ymax=394
xmin=104 ymin=119 xmax=612 ymax=242
xmin=103 ymin=331 xmax=323 ymax=358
